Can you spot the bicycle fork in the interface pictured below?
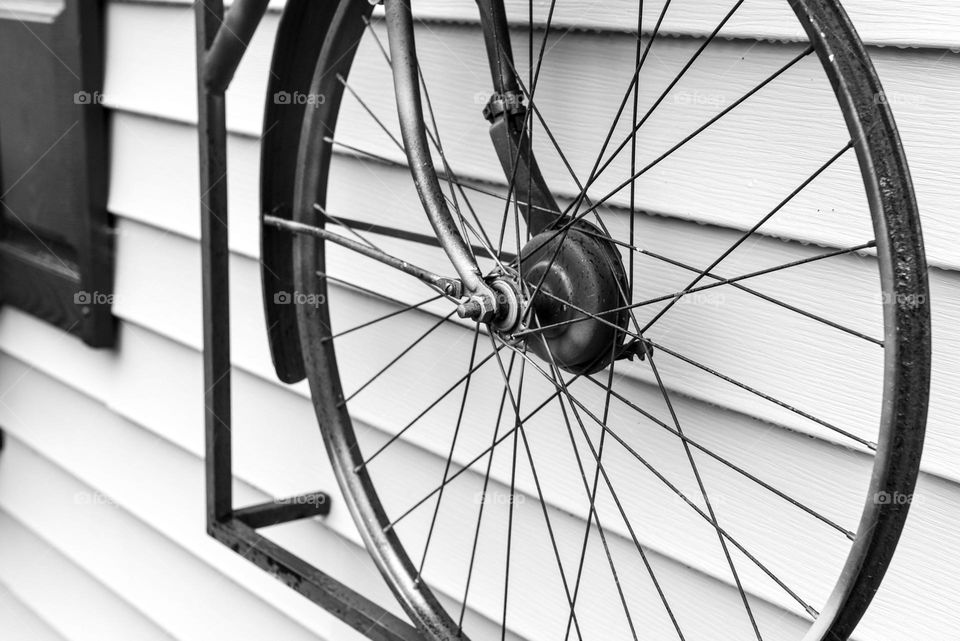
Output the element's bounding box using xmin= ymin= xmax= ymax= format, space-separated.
xmin=382 ymin=0 xmax=562 ymax=323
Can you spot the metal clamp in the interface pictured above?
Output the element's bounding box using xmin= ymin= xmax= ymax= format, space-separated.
xmin=482 ymin=90 xmax=525 ymax=122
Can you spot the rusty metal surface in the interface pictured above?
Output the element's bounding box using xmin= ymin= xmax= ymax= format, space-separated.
xmin=211 ymin=518 xmax=422 ymax=641
xmin=195 ymin=2 xmax=426 ymax=638
xmin=789 ymin=0 xmax=931 ymax=639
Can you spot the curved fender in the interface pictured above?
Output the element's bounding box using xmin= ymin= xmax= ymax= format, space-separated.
xmin=259 ymin=0 xmax=340 ymax=383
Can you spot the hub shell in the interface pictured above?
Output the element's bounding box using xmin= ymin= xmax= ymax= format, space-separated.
xmin=520 ymin=221 xmax=630 ymax=374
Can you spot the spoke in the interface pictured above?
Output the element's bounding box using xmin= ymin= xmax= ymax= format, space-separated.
xmin=498 ymin=54 xmax=593 ymax=222
xmin=566 ymin=340 xmax=621 ymax=631
xmin=501 ymin=412 xmax=518 ymax=641
xmin=520 ymin=0 xmax=535 ymax=287
xmin=363 ymin=13 xmax=391 ymax=60
xmin=489 ymin=2 xmax=673 ymax=301
xmin=354 ymin=18 xmax=513 ymax=274
xmin=416 ymin=325 xmax=481 ymax=584
xmin=343 ymin=308 xmax=457 ymax=405
xmin=552 ymin=213 xmax=879 ymax=349
xmin=319 ymin=210 xmax=517 ymax=264
xmin=351 ymin=7 xmax=861 ymax=630
xmin=572 ymin=0 xmax=674 ymax=214
xmin=524 ymin=201 xmax=661 ymax=641
xmin=494 ymin=0 xmax=560 ymax=260
xmin=577 ymin=370 xmax=855 ymax=539
xmin=458 ymin=352 xmax=517 ymax=632
xmin=629 ymin=0 xmax=643 ymax=298
xmin=326 ymin=292 xmax=445 ymax=341
xmin=648 ymin=339 xmax=876 ymax=450
xmin=641 ymin=141 xmax=854 ymax=332
xmin=601 ymin=413 xmax=820 ymax=618
xmin=269 ymin=215 xmax=461 ymax=300
xmin=490 ymin=338 xmax=584 ymax=641
xmin=564 ymin=208 xmax=780 ymax=641
xmin=538 ymin=339 xmax=638 ymax=641
xmin=586 ymin=0 xmax=748 ymax=190
xmin=498 ymin=346 xmax=525 ymax=641
xmin=511 ymin=342 xmax=819 ymax=617
xmin=358 ymin=342 xmax=505 ymax=472
xmin=507 ymin=44 xmax=816 ymax=287
xmin=500 ymin=339 xmax=686 ymax=639
xmin=314 ymin=203 xmax=381 ymax=251
xmin=384 ymin=374 xmax=582 ymax=530
xmin=642 ymin=340 xmax=763 ymax=639
xmin=419 ymin=63 xmax=507 ymax=272
xmin=340 ymin=55 xmax=504 ymax=270
xmin=639 ymin=246 xmax=883 ymax=346
xmin=337 ymin=73 xmax=404 ymax=152
xmin=521 ymin=238 xmax=864 ymax=465
xmin=514 ymin=239 xmax=877 ymax=339
xmin=508 ymin=45 xmax=815 ymax=308
xmin=325 ymin=134 xmax=557 ymax=242
xmin=520 ymin=161 xmax=876 ymax=496
xmin=318 ymin=270 xmax=460 ymax=322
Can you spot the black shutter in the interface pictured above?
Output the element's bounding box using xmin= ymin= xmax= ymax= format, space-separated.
xmin=0 ymin=0 xmax=114 ymax=347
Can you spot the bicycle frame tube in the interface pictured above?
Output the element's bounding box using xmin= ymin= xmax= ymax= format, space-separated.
xmin=203 ymin=0 xmax=271 ymax=95
xmin=474 ymin=0 xmax=519 ymax=95
xmin=475 ymin=0 xmax=563 ymax=233
xmin=384 ymin=0 xmax=498 ymax=317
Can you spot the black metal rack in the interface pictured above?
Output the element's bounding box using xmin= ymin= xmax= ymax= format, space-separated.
xmin=194 ymin=2 xmax=423 ymax=639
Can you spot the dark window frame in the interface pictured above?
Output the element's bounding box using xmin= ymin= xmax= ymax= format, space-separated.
xmin=0 ymin=0 xmax=114 ymax=347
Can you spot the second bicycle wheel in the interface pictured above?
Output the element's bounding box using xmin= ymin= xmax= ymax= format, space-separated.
xmin=270 ymin=0 xmax=931 ymax=639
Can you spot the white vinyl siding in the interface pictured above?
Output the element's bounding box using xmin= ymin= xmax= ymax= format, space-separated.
xmin=0 ymin=1 xmax=957 ymax=640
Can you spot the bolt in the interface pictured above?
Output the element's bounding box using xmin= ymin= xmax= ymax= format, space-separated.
xmin=457 ymin=299 xmax=483 ymax=319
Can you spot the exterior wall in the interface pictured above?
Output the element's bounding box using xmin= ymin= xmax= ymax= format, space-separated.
xmin=0 ymin=1 xmax=958 ymax=639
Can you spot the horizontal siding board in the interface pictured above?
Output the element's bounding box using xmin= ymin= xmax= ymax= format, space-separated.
xmin=0 ymin=357 xmax=404 ymax=641
xmin=0 ymin=1 xmax=947 ymax=639
xmin=105 ymin=116 xmax=960 ymax=488
xmin=0 ymin=435 xmax=333 ymax=641
xmin=2 ymin=283 xmax=959 ymax=638
xmin=103 ymin=104 xmax=959 ymax=638
xmin=112 ymin=0 xmax=960 ymax=50
xmin=0 ymin=330 xmax=519 ymax=640
xmin=0 ymin=511 xmax=176 ymax=641
xmin=0 ymin=334 xmax=818 ymax=639
xmin=404 ymin=0 xmax=960 ymax=50
xmin=2 ymin=302 xmax=959 ymax=638
xmin=0 ymin=579 xmax=71 ymax=641
xmin=103 ymin=2 xmax=960 ymax=270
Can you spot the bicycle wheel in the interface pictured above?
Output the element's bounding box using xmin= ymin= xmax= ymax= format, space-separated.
xmin=263 ymin=0 xmax=931 ymax=639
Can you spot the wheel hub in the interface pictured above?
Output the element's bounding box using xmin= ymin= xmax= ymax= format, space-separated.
xmin=490 ymin=220 xmax=630 ymax=375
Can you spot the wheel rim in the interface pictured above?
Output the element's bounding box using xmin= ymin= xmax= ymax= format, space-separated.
xmin=280 ymin=1 xmax=932 ymax=639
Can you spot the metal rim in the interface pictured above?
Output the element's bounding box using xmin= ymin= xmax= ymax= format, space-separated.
xmin=278 ymin=1 xmax=932 ymax=639
xmin=788 ymin=1 xmax=931 ymax=638
xmin=290 ymin=2 xmax=463 ymax=637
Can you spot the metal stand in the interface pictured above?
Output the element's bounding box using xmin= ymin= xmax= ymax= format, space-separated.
xmin=194 ymin=3 xmax=422 ymax=639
